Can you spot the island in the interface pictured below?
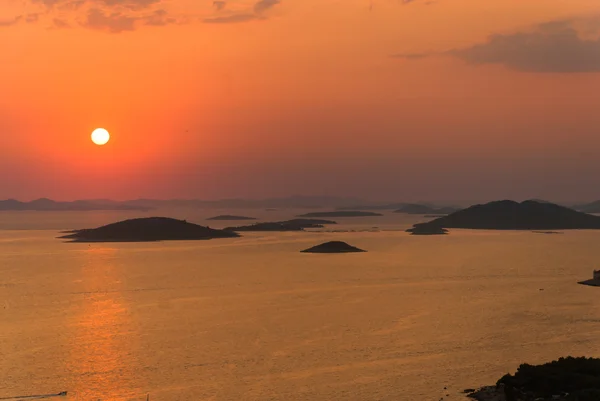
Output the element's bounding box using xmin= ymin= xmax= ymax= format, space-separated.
xmin=0 ymin=198 xmax=150 ymax=212
xmin=393 ymin=203 xmax=459 ymax=215
xmin=206 ymin=215 xmax=257 ymax=221
xmin=297 ymin=211 xmax=383 ymax=218
xmin=224 ymin=219 xmax=336 ymax=232
xmin=406 ymin=200 xmax=600 ymax=233
xmin=574 ymin=200 xmax=600 ymax=214
xmin=59 ymin=217 xmax=239 ymax=242
xmin=336 ymin=203 xmax=407 ymax=211
xmin=466 ymin=356 xmax=600 ymax=401
xmin=301 ymin=241 xmax=366 ymax=253
xmin=406 ymin=226 xmax=448 ymax=235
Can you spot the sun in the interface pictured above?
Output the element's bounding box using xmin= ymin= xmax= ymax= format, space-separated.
xmin=91 ymin=128 xmax=110 ymax=145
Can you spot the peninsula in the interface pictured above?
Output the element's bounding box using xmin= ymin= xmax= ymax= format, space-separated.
xmin=59 ymin=217 xmax=239 ymax=242
xmin=297 ymin=211 xmax=383 ymax=218
xmin=406 ymin=200 xmax=600 ymax=232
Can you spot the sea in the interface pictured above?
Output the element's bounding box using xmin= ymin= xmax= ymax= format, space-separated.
xmin=1 ymin=208 xmax=600 ymax=400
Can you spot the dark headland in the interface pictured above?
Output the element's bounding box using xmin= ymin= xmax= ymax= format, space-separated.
xmin=59 ymin=217 xmax=239 ymax=242
xmin=301 ymin=241 xmax=366 ymax=253
xmin=466 ymin=356 xmax=600 ymax=401
xmin=206 ymin=215 xmax=257 ymax=221
xmin=297 ymin=211 xmax=383 ymax=218
xmin=394 ymin=203 xmax=459 ymax=215
xmin=225 ymin=219 xmax=336 ymax=232
xmin=406 ymin=200 xmax=600 ymax=233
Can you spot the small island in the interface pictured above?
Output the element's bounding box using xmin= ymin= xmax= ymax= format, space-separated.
xmin=301 ymin=241 xmax=366 ymax=253
xmin=406 ymin=226 xmax=448 ymax=235
xmin=59 ymin=217 xmax=239 ymax=242
xmin=466 ymin=356 xmax=600 ymax=401
xmin=406 ymin=200 xmax=600 ymax=233
xmin=394 ymin=203 xmax=459 ymax=215
xmin=225 ymin=219 xmax=336 ymax=232
xmin=297 ymin=211 xmax=383 ymax=218
xmin=206 ymin=215 xmax=257 ymax=221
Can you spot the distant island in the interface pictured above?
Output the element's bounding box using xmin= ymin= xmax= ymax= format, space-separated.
xmin=225 ymin=219 xmax=336 ymax=232
xmin=206 ymin=215 xmax=257 ymax=221
xmin=59 ymin=217 xmax=239 ymax=242
xmin=297 ymin=211 xmax=383 ymax=218
xmin=301 ymin=241 xmax=366 ymax=253
xmin=574 ymin=200 xmax=600 ymax=214
xmin=394 ymin=203 xmax=459 ymax=215
xmin=336 ymin=203 xmax=407 ymax=211
xmin=466 ymin=356 xmax=600 ymax=400
xmin=406 ymin=226 xmax=448 ymax=235
xmin=406 ymin=200 xmax=600 ymax=233
xmin=0 ymin=198 xmax=150 ymax=212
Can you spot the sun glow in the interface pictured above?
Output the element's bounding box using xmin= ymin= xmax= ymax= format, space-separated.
xmin=91 ymin=128 xmax=110 ymax=145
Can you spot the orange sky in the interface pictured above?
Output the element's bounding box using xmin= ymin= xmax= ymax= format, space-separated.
xmin=2 ymin=0 xmax=600 ymax=202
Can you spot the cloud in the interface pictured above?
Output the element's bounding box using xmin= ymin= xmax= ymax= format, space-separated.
xmin=0 ymin=13 xmax=40 ymax=27
xmin=52 ymin=17 xmax=70 ymax=28
xmin=97 ymin=0 xmax=161 ymax=10
xmin=203 ymin=13 xmax=258 ymax=24
xmin=0 ymin=16 xmax=22 ymax=27
xmin=10 ymin=0 xmax=280 ymax=31
xmin=253 ymin=0 xmax=279 ymax=14
xmin=84 ymin=7 xmax=136 ymax=32
xmin=143 ymin=8 xmax=175 ymax=26
xmin=393 ymin=18 xmax=600 ymax=73
xmin=392 ymin=52 xmax=430 ymax=60
xmin=213 ymin=1 xmax=226 ymax=11
xmin=204 ymin=0 xmax=280 ymax=24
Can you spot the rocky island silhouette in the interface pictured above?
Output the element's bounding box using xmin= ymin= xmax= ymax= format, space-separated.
xmin=406 ymin=200 xmax=600 ymax=233
xmin=301 ymin=241 xmax=366 ymax=253
xmin=59 ymin=217 xmax=239 ymax=242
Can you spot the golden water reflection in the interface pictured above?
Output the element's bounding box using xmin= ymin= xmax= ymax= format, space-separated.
xmin=66 ymin=247 xmax=143 ymax=400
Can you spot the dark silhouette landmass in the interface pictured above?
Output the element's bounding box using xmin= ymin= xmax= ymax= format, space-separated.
xmin=59 ymin=217 xmax=239 ymax=242
xmin=394 ymin=203 xmax=459 ymax=215
xmin=224 ymin=219 xmax=336 ymax=232
xmin=122 ymin=196 xmax=366 ymax=210
xmin=206 ymin=215 xmax=257 ymax=221
xmin=0 ymin=198 xmax=150 ymax=212
xmin=297 ymin=211 xmax=383 ymax=218
xmin=301 ymin=241 xmax=366 ymax=253
xmin=574 ymin=200 xmax=600 ymax=214
xmin=406 ymin=200 xmax=600 ymax=232
xmin=467 ymin=357 xmax=600 ymax=401
xmin=336 ymin=203 xmax=407 ymax=211
xmin=406 ymin=226 xmax=449 ymax=235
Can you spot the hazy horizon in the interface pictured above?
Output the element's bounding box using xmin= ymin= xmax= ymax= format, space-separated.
xmin=0 ymin=195 xmax=594 ymax=207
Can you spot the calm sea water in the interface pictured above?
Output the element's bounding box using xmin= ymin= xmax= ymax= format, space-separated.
xmin=1 ymin=209 xmax=600 ymax=400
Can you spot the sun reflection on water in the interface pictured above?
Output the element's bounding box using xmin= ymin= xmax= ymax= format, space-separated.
xmin=66 ymin=247 xmax=143 ymax=400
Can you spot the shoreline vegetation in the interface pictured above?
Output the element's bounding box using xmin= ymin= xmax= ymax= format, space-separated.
xmin=466 ymin=357 xmax=600 ymax=401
